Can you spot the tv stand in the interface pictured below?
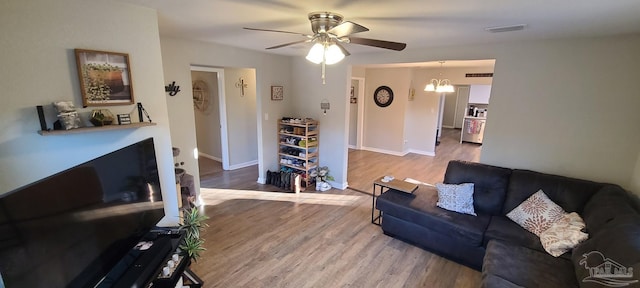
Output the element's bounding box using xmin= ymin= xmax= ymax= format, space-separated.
xmin=99 ymin=232 xmax=202 ymax=288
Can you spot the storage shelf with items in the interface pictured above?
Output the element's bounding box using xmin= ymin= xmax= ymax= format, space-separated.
xmin=273 ymin=118 xmax=319 ymax=192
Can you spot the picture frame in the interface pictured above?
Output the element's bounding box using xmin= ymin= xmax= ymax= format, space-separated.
xmin=350 ymin=86 xmax=357 ymax=104
xmin=75 ymin=49 xmax=135 ymax=107
xmin=271 ymin=85 xmax=283 ymax=101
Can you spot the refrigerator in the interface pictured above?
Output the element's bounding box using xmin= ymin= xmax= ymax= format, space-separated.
xmin=461 ymin=117 xmax=485 ymax=144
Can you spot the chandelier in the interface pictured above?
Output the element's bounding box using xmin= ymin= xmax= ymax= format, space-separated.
xmin=424 ymin=61 xmax=455 ymax=93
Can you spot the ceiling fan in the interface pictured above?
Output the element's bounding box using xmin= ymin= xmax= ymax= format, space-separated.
xmin=244 ymin=12 xmax=407 ymax=83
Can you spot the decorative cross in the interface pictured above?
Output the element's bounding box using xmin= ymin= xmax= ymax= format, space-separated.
xmin=235 ymin=77 xmax=247 ymax=96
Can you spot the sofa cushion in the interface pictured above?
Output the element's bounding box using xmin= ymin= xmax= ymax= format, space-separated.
xmin=481 ymin=274 xmax=524 ymax=288
xmin=506 ymin=189 xmax=567 ymax=236
xmin=376 ymin=186 xmax=490 ymax=247
xmin=502 ymin=169 xmax=604 ymax=215
xmin=572 ymin=214 xmax=640 ymax=288
xmin=582 ymin=185 xmax=638 ymax=236
xmin=444 ymin=161 xmax=512 ymax=216
xmin=484 ymin=216 xmax=545 ymax=252
xmin=435 ymin=183 xmax=477 ymax=216
xmin=483 ymin=240 xmax=579 ymax=288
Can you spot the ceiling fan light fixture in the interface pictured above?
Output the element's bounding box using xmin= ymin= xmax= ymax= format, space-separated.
xmin=324 ymin=43 xmax=345 ymax=65
xmin=305 ymin=43 xmax=324 ymax=64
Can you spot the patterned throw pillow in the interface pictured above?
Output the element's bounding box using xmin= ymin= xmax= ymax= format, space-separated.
xmin=506 ymin=189 xmax=567 ymax=236
xmin=539 ymin=212 xmax=588 ymax=257
xmin=435 ymin=183 xmax=477 ymax=216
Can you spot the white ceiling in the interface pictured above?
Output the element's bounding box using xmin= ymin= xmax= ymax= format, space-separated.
xmin=119 ymin=0 xmax=640 ymax=59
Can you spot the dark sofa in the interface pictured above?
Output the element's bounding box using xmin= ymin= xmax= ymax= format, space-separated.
xmin=376 ymin=160 xmax=640 ymax=287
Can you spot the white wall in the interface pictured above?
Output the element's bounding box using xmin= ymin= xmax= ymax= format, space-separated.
xmin=0 ymin=0 xmax=179 ymax=224
xmin=160 ymin=37 xmax=293 ymax=184
xmin=192 ymin=71 xmax=222 ymax=160
xmin=223 ymin=68 xmax=258 ymax=168
xmin=290 ymin=60 xmax=351 ymax=189
xmin=344 ymin=34 xmax=640 ymax=193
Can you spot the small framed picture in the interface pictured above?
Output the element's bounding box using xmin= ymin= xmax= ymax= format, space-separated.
xmin=350 ymin=86 xmax=357 ymax=104
xmin=271 ymin=85 xmax=283 ymax=101
xmin=75 ymin=49 xmax=135 ymax=107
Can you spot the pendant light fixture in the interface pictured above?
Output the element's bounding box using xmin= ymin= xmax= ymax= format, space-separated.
xmin=425 ymin=61 xmax=455 ymax=93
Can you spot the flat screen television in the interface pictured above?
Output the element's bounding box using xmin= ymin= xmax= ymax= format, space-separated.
xmin=0 ymin=137 xmax=165 ymax=287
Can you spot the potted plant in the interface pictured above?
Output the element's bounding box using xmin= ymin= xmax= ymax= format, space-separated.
xmin=179 ymin=207 xmax=209 ymax=263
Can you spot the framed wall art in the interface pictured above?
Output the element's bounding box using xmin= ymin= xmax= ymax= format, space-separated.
xmin=271 ymin=85 xmax=283 ymax=101
xmin=75 ymin=49 xmax=135 ymax=107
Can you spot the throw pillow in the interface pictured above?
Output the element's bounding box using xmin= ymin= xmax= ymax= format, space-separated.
xmin=506 ymin=189 xmax=566 ymax=237
xmin=540 ymin=212 xmax=589 ymax=257
xmin=435 ymin=183 xmax=477 ymax=216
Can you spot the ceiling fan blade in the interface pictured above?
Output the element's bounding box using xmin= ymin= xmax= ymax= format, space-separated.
xmin=327 ymin=21 xmax=369 ymax=37
xmin=266 ymin=39 xmax=311 ymax=50
xmin=243 ymin=27 xmax=312 ymax=38
xmin=334 ymin=42 xmax=351 ymax=57
xmin=348 ymin=37 xmax=407 ymax=51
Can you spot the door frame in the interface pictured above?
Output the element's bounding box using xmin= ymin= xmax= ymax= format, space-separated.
xmin=352 ymin=77 xmax=365 ymax=149
xmin=190 ymin=65 xmax=230 ymax=170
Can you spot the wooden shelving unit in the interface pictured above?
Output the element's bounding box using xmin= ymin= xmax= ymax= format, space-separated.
xmin=38 ymin=122 xmax=156 ymax=135
xmin=278 ymin=119 xmax=318 ymax=189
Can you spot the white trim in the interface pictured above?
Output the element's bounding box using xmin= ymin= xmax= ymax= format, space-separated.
xmin=229 ymin=160 xmax=258 ymax=170
xmin=328 ymin=180 xmax=348 ymax=190
xmin=190 ymin=66 xmax=230 ymax=171
xmin=198 ymin=152 xmax=222 ymax=162
xmin=348 ymin=144 xmax=357 ymax=149
xmin=361 ymin=146 xmax=407 ymax=157
xmin=442 ymin=125 xmax=455 ymax=129
xmin=256 ymin=177 xmax=266 ymax=184
xmin=353 ymin=77 xmax=365 ymax=150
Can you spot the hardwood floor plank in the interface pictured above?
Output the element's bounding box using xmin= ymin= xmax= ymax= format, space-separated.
xmin=193 ymin=128 xmax=482 ymax=287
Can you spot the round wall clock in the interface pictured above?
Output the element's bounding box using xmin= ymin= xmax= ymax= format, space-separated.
xmin=374 ymin=86 xmax=393 ymax=107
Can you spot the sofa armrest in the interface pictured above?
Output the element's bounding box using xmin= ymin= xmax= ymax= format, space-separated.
xmin=582 ymin=185 xmax=637 ymax=235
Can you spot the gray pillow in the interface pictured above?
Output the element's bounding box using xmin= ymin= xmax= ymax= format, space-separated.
xmin=435 ymin=183 xmax=477 ymax=216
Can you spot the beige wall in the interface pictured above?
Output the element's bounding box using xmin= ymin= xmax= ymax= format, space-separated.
xmin=363 ymin=68 xmax=412 ymax=154
xmin=345 ymin=34 xmax=640 ymax=192
xmin=633 ymin=153 xmax=640 ymax=194
xmin=192 ymin=71 xmax=222 ymax=160
xmin=0 ymin=0 xmax=180 ymax=224
xmin=223 ymin=68 xmax=258 ymax=167
xmin=160 ymin=37 xmax=293 ymax=184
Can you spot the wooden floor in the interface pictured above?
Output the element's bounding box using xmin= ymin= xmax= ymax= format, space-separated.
xmin=192 ymin=128 xmax=483 ymax=287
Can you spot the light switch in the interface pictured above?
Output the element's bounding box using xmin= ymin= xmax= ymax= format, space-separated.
xmin=264 ymin=113 xmax=269 ymax=121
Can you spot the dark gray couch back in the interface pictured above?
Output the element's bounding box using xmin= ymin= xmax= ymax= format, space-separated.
xmin=502 ymin=169 xmax=605 ymax=215
xmin=444 ymin=161 xmax=512 ymax=215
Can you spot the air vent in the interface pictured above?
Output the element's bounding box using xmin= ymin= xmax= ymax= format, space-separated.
xmin=485 ymin=24 xmax=527 ymax=33
xmin=466 ymin=73 xmax=493 ymax=78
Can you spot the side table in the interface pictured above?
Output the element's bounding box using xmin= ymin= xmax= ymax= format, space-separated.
xmin=371 ymin=176 xmax=418 ymax=225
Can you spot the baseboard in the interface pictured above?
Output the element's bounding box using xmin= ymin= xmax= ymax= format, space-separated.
xmin=361 ymin=146 xmax=406 ymax=157
xmin=328 ymin=181 xmax=348 ymax=190
xmin=198 ymin=152 xmax=222 ymax=162
xmin=442 ymin=125 xmax=455 ymax=129
xmin=256 ymin=177 xmax=266 ymax=184
xmin=229 ymin=160 xmax=258 ymax=170
xmin=348 ymin=144 xmax=357 ymax=149
xmin=406 ymin=149 xmax=435 ymax=157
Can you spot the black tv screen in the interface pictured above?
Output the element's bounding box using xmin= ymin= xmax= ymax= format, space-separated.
xmin=0 ymin=137 xmax=165 ymax=287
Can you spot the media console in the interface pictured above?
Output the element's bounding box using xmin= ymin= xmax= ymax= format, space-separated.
xmin=99 ymin=230 xmax=202 ymax=288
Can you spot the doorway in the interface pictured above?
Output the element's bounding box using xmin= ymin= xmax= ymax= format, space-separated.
xmin=190 ymin=66 xmax=230 ymax=170
xmin=349 ymin=77 xmax=365 ymax=149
